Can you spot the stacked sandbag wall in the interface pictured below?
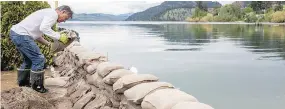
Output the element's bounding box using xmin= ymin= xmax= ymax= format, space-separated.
xmin=44 ymin=39 xmax=214 ymax=109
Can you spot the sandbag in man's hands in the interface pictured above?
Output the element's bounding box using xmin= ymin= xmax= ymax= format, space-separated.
xmin=58 ymin=29 xmax=78 ymax=44
xmin=59 ymin=32 xmax=69 ymax=44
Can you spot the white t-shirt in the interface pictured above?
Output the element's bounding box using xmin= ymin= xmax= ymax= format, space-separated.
xmin=11 ymin=8 xmax=60 ymax=40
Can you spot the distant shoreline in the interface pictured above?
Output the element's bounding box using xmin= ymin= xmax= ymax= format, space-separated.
xmin=64 ymin=21 xmax=285 ymax=25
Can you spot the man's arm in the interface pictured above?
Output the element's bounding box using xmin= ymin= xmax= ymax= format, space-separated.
xmin=39 ymin=14 xmax=60 ymax=40
xmin=36 ymin=36 xmax=50 ymax=46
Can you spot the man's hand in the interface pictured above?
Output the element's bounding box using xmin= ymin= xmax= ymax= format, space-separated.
xmin=36 ymin=36 xmax=50 ymax=46
xmin=59 ymin=33 xmax=69 ymax=44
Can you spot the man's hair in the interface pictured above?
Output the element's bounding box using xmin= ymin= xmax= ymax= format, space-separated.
xmin=56 ymin=5 xmax=73 ymax=19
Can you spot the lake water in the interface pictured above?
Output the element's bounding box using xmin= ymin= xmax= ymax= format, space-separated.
xmin=59 ymin=21 xmax=285 ymax=109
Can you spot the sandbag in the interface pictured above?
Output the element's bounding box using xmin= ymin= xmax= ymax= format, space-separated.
xmin=86 ymin=73 xmax=103 ymax=87
xmin=96 ymin=62 xmax=124 ymax=77
xmin=77 ymin=51 xmax=106 ymax=65
xmin=113 ymin=74 xmax=158 ymax=93
xmin=101 ymin=106 xmax=116 ymax=109
xmin=51 ymin=39 xmax=75 ymax=53
xmin=67 ymin=79 xmax=85 ymax=96
xmin=52 ymin=98 xmax=73 ymax=109
xmin=65 ymin=41 xmax=81 ymax=50
xmin=124 ymin=82 xmax=174 ymax=104
xmin=45 ymin=77 xmax=70 ymax=87
xmin=53 ymin=52 xmax=66 ymax=66
xmin=68 ymin=79 xmax=91 ymax=103
xmin=77 ymin=51 xmax=102 ymax=60
xmin=103 ymin=69 xmax=134 ymax=85
xmin=119 ymin=97 xmax=142 ymax=109
xmin=51 ymin=30 xmax=78 ymax=53
xmin=84 ymin=94 xmax=109 ymax=109
xmin=44 ymin=87 xmax=68 ymax=100
xmin=68 ymin=46 xmax=88 ymax=55
xmin=141 ymin=89 xmax=198 ymax=109
xmin=90 ymin=85 xmax=121 ymax=106
xmin=61 ymin=68 xmax=75 ymax=77
xmin=86 ymin=61 xmax=101 ymax=74
xmin=69 ymin=85 xmax=91 ymax=104
xmin=171 ymin=102 xmax=214 ymax=109
xmin=73 ymin=91 xmax=95 ymax=109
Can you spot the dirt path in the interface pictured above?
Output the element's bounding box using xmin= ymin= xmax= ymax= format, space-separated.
xmin=1 ymin=69 xmax=52 ymax=92
xmin=1 ymin=71 xmax=18 ymax=92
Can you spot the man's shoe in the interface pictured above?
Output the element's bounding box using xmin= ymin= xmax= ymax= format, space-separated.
xmin=30 ymin=70 xmax=48 ymax=93
xmin=17 ymin=68 xmax=31 ymax=87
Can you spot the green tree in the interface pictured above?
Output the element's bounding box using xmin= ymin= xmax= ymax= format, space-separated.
xmin=243 ymin=7 xmax=254 ymax=13
xmin=250 ymin=1 xmax=262 ymax=13
xmin=270 ymin=11 xmax=285 ymax=23
xmin=1 ymin=1 xmax=52 ymax=71
xmin=214 ymin=4 xmax=243 ymax=22
xmin=274 ymin=4 xmax=283 ymax=12
xmin=213 ymin=7 xmax=220 ymax=16
xmin=250 ymin=1 xmax=272 ymax=14
xmin=156 ymin=8 xmax=193 ymax=21
xmin=192 ymin=7 xmax=207 ymax=19
xmin=196 ymin=1 xmax=207 ymax=12
xmin=244 ymin=12 xmax=258 ymax=22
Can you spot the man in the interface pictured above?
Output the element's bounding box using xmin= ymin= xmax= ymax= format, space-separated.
xmin=9 ymin=5 xmax=73 ymax=93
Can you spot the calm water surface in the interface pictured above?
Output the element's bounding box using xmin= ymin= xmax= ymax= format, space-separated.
xmin=60 ymin=21 xmax=285 ymax=109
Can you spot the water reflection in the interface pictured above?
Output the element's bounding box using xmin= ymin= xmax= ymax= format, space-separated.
xmin=60 ymin=22 xmax=285 ymax=60
xmin=212 ymin=24 xmax=285 ymax=60
xmin=130 ymin=24 xmax=285 ymax=60
xmin=165 ymin=48 xmax=201 ymax=51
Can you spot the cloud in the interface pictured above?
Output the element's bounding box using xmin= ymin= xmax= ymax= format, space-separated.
xmin=218 ymin=1 xmax=235 ymax=5
xmin=48 ymin=1 xmax=233 ymax=15
xmin=49 ymin=1 xmax=162 ymax=15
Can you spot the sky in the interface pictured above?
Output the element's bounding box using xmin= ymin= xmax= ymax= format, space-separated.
xmin=48 ymin=1 xmax=235 ymax=15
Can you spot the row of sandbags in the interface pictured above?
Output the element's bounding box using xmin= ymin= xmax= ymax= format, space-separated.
xmin=47 ymin=41 xmax=214 ymax=109
xmin=46 ymin=42 xmax=119 ymax=109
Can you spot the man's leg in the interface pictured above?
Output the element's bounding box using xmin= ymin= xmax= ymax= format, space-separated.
xmin=10 ymin=31 xmax=48 ymax=93
xmin=17 ymin=50 xmax=32 ymax=87
xmin=25 ymin=43 xmax=48 ymax=93
xmin=30 ymin=53 xmax=48 ymax=93
xmin=22 ymin=41 xmax=48 ymax=93
xmin=10 ymin=30 xmax=32 ymax=87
